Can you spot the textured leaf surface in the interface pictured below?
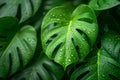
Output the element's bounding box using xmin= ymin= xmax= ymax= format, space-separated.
xmin=70 ymin=31 xmax=120 ymax=80
xmin=89 ymin=0 xmax=120 ymax=10
xmin=0 ymin=0 xmax=41 ymax=22
xmin=0 ymin=17 xmax=37 ymax=77
xmin=12 ymin=53 xmax=64 ymax=80
xmin=41 ymin=4 xmax=98 ymax=69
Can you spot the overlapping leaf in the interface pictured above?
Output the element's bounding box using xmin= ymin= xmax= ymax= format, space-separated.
xmin=0 ymin=17 xmax=37 ymax=77
xmin=0 ymin=0 xmax=41 ymax=22
xmin=41 ymin=4 xmax=98 ymax=69
xmin=70 ymin=31 xmax=120 ymax=80
xmin=89 ymin=0 xmax=120 ymax=10
xmin=12 ymin=53 xmax=64 ymax=80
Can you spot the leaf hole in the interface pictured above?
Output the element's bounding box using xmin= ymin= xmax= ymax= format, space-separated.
xmin=0 ymin=3 xmax=6 ymax=9
xmin=46 ymin=33 xmax=58 ymax=46
xmin=71 ymin=38 xmax=76 ymax=46
xmin=47 ymin=23 xmax=59 ymax=30
xmin=16 ymin=4 xmax=21 ymax=20
xmin=75 ymin=45 xmax=81 ymax=58
xmin=71 ymin=38 xmax=81 ymax=58
xmin=109 ymin=74 xmax=119 ymax=80
xmin=36 ymin=72 xmax=43 ymax=80
xmin=42 ymin=63 xmax=54 ymax=79
xmin=52 ymin=43 xmax=63 ymax=58
xmin=29 ymin=0 xmax=34 ymax=14
xmin=68 ymin=67 xmax=75 ymax=76
xmin=76 ymin=29 xmax=91 ymax=47
xmin=78 ymin=18 xmax=93 ymax=24
xmin=17 ymin=47 xmax=23 ymax=69
xmin=97 ymin=1 xmax=101 ymax=7
xmin=23 ymin=39 xmax=32 ymax=50
xmin=76 ymin=71 xmax=90 ymax=80
xmin=8 ymin=53 xmax=12 ymax=75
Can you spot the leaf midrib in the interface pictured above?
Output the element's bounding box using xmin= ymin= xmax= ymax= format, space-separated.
xmin=97 ymin=50 xmax=100 ymax=80
xmin=64 ymin=20 xmax=72 ymax=67
xmin=0 ymin=33 xmax=19 ymax=58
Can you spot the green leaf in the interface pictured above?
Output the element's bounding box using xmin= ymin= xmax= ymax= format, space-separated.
xmin=70 ymin=31 xmax=120 ymax=80
xmin=11 ymin=53 xmax=64 ymax=80
xmin=89 ymin=0 xmax=120 ymax=10
xmin=0 ymin=17 xmax=37 ymax=78
xmin=0 ymin=0 xmax=41 ymax=22
xmin=41 ymin=4 xmax=98 ymax=69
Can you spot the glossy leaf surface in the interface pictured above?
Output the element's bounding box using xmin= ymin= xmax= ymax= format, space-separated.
xmin=41 ymin=4 xmax=98 ymax=69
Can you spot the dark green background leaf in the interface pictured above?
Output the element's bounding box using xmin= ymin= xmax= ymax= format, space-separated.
xmin=0 ymin=0 xmax=41 ymax=22
xmin=0 ymin=17 xmax=37 ymax=77
xmin=70 ymin=31 xmax=120 ymax=80
xmin=89 ymin=0 xmax=120 ymax=10
xmin=11 ymin=53 xmax=64 ymax=80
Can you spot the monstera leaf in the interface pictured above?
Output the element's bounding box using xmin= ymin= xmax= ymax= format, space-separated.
xmin=70 ymin=31 xmax=120 ymax=80
xmin=0 ymin=0 xmax=41 ymax=22
xmin=89 ymin=0 xmax=120 ymax=10
xmin=0 ymin=17 xmax=37 ymax=77
xmin=12 ymin=53 xmax=64 ymax=80
xmin=41 ymin=4 xmax=98 ymax=69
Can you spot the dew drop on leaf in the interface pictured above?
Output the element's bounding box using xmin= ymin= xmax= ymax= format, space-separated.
xmin=71 ymin=55 xmax=74 ymax=57
xmin=68 ymin=59 xmax=71 ymax=62
xmin=60 ymin=49 xmax=63 ymax=52
xmin=59 ymin=54 xmax=62 ymax=57
xmin=88 ymin=31 xmax=90 ymax=34
xmin=83 ymin=28 xmax=86 ymax=31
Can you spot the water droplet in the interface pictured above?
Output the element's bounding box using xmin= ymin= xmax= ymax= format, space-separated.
xmin=68 ymin=59 xmax=71 ymax=62
xmin=59 ymin=54 xmax=62 ymax=57
xmin=88 ymin=31 xmax=90 ymax=34
xmin=83 ymin=28 xmax=86 ymax=31
xmin=53 ymin=15 xmax=55 ymax=17
xmin=60 ymin=49 xmax=62 ymax=52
